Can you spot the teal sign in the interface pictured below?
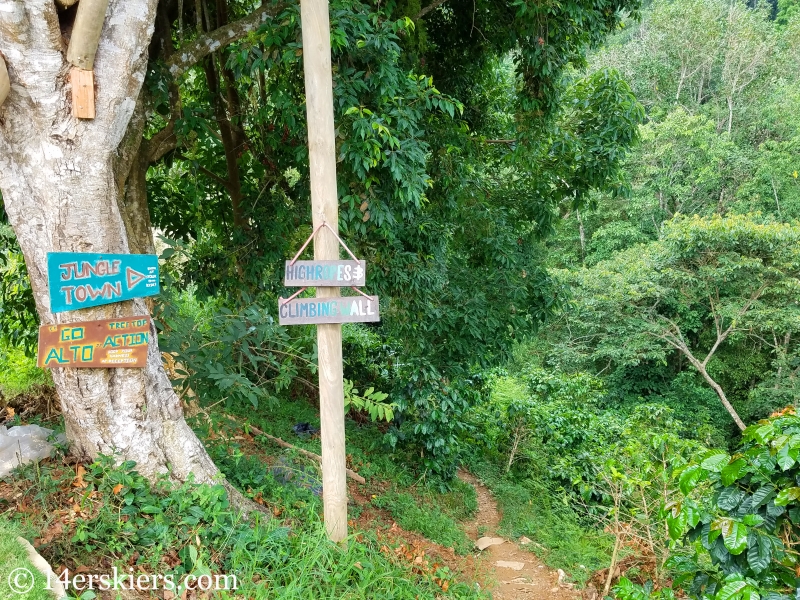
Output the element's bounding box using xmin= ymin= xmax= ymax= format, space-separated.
xmin=47 ymin=252 xmax=159 ymax=313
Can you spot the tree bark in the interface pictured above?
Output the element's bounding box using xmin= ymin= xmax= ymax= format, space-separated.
xmin=0 ymin=0 xmax=221 ymax=484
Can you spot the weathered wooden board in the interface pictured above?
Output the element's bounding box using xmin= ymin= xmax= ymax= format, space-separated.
xmin=284 ymin=260 xmax=366 ymax=287
xmin=48 ymin=252 xmax=159 ymax=313
xmin=279 ymin=296 xmax=380 ymax=325
xmin=37 ymin=316 xmax=151 ymax=368
xmin=70 ymin=68 xmax=95 ymax=119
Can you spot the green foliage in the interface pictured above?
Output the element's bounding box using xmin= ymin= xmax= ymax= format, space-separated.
xmin=343 ymin=379 xmax=396 ymax=422
xmin=20 ymin=455 xmax=486 ymax=599
xmin=0 ymin=345 xmax=50 ymax=399
xmin=667 ymin=414 xmax=800 ymax=599
xmin=157 ymin=285 xmax=316 ymax=411
xmin=614 ymin=578 xmax=677 ymax=600
xmin=386 ymin=362 xmax=481 ymax=481
xmin=0 ymin=224 xmax=37 ymax=354
xmin=540 ymin=214 xmax=800 ymax=433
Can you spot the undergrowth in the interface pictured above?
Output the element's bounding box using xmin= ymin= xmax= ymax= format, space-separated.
xmin=3 ymin=455 xmax=487 ymax=599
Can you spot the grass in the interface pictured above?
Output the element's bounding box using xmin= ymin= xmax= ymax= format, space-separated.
xmin=0 ymin=346 xmax=50 ymax=399
xmin=0 ymin=516 xmax=55 ymax=600
xmin=371 ymin=490 xmax=474 ymax=554
xmin=3 ymin=443 xmax=487 ymax=600
xmin=213 ymin=389 xmax=481 ymax=545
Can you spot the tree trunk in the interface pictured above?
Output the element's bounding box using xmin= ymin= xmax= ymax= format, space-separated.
xmin=697 ymin=363 xmax=746 ymax=431
xmin=0 ymin=0 xmax=221 ymax=484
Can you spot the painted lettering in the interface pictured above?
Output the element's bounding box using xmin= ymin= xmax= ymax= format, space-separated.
xmin=44 ymin=347 xmax=69 ymax=365
xmin=60 ymin=327 xmax=85 ymax=342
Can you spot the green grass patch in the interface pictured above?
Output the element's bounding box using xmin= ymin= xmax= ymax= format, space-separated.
xmin=372 ymin=490 xmax=473 ymax=554
xmin=0 ymin=346 xmax=50 ymax=399
xmin=0 ymin=517 xmax=55 ymax=600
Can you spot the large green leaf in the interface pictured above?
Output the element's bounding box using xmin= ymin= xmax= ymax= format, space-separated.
xmin=774 ymin=487 xmax=800 ymax=506
xmin=718 ymin=487 xmax=746 ymax=511
xmin=715 ymin=579 xmax=747 ymax=600
xmin=702 ymin=452 xmax=732 ymax=473
xmin=776 ymin=443 xmax=798 ymax=471
xmin=721 ymin=459 xmax=747 ymax=485
xmin=667 ymin=509 xmax=688 ymax=540
xmin=721 ymin=520 xmax=749 ymax=555
xmin=680 ymin=464 xmax=705 ymax=494
xmin=746 ymin=533 xmax=771 ymax=574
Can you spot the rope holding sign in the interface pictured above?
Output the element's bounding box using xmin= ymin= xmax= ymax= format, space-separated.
xmin=289 ymin=222 xmax=361 ymax=266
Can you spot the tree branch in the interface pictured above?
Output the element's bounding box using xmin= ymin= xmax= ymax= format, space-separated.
xmin=415 ymin=0 xmax=449 ymax=20
xmin=701 ymin=284 xmax=766 ymax=368
xmin=167 ymin=1 xmax=284 ymax=79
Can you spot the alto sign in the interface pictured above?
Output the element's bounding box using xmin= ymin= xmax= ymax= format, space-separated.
xmin=37 ymin=316 xmax=151 ymax=368
xmin=47 ymin=252 xmax=159 ymax=313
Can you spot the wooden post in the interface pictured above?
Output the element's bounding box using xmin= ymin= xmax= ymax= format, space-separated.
xmin=300 ymin=0 xmax=348 ymax=542
xmin=66 ymin=0 xmax=110 ymax=70
xmin=0 ymin=56 xmax=9 ymax=107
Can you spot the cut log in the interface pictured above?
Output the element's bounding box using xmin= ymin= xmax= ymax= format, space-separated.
xmin=0 ymin=56 xmax=9 ymax=107
xmin=66 ymin=0 xmax=110 ymax=70
xmin=246 ymin=423 xmax=366 ymax=485
xmin=70 ymin=67 xmax=95 ymax=119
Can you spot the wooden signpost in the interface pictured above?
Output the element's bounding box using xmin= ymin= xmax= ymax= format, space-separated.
xmin=298 ymin=0 xmax=358 ymax=543
xmin=47 ymin=252 xmax=159 ymax=313
xmin=37 ymin=317 xmax=151 ymax=368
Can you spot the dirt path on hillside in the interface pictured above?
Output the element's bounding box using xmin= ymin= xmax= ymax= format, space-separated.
xmin=459 ymin=471 xmax=582 ymax=600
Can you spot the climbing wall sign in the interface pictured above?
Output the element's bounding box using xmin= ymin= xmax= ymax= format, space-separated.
xmin=47 ymin=252 xmax=159 ymax=313
xmin=37 ymin=316 xmax=151 ymax=368
xmin=278 ymin=295 xmax=380 ymax=325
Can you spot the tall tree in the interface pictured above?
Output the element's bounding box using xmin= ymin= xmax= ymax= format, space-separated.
xmin=0 ymin=0 xmax=277 ymax=490
xmin=0 ymin=0 xmax=643 ymax=482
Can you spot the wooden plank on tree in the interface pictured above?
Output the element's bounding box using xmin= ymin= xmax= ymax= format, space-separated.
xmin=66 ymin=0 xmax=110 ymax=70
xmin=0 ymin=56 xmax=9 ymax=107
xmin=279 ymin=296 xmax=379 ymax=325
xmin=284 ymin=260 xmax=366 ymax=287
xmin=70 ymin=68 xmax=95 ymax=119
xmin=47 ymin=252 xmax=159 ymax=313
xmin=37 ymin=316 xmax=151 ymax=368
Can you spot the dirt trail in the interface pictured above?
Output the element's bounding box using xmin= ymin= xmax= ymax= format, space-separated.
xmin=459 ymin=471 xmax=581 ymax=600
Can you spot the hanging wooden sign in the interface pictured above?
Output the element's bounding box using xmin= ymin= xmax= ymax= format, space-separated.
xmin=47 ymin=252 xmax=159 ymax=313
xmin=37 ymin=316 xmax=151 ymax=368
xmin=279 ymin=296 xmax=380 ymax=325
xmin=284 ymin=260 xmax=366 ymax=287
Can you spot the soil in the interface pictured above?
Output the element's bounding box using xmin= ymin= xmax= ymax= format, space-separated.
xmin=458 ymin=470 xmax=582 ymax=600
